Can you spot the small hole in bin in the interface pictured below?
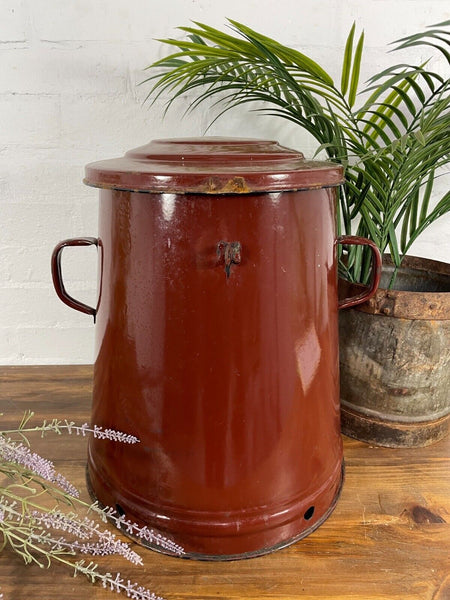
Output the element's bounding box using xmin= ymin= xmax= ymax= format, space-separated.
xmin=115 ymin=503 xmax=125 ymax=517
xmin=304 ymin=506 xmax=315 ymax=520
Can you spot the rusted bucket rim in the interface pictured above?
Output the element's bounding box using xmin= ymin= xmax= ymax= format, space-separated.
xmin=340 ymin=255 xmax=450 ymax=320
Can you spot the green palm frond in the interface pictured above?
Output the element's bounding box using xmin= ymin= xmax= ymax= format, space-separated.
xmin=144 ymin=18 xmax=450 ymax=287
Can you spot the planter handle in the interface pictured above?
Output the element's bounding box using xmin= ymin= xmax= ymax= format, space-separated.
xmin=51 ymin=237 xmax=99 ymax=321
xmin=336 ymin=235 xmax=382 ymax=310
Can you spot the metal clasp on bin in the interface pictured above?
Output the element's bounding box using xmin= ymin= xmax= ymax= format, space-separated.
xmin=217 ymin=241 xmax=242 ymax=278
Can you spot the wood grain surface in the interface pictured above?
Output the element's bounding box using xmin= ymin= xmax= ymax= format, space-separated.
xmin=0 ymin=365 xmax=449 ymax=600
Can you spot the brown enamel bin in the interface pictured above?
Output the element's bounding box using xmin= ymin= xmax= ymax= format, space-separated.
xmin=52 ymin=138 xmax=381 ymax=559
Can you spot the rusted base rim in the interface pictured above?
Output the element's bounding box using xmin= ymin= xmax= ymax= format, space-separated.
xmin=86 ymin=462 xmax=345 ymax=562
xmin=340 ymin=399 xmax=450 ymax=424
xmin=341 ymin=405 xmax=450 ymax=448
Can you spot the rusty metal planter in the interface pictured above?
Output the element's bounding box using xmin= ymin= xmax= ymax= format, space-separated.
xmin=339 ymin=255 xmax=450 ymax=447
xmin=52 ymin=138 xmax=381 ymax=559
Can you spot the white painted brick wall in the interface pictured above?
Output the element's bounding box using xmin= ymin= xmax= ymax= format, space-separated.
xmin=1 ymin=0 xmax=449 ymax=364
xmin=0 ymin=0 xmax=28 ymax=43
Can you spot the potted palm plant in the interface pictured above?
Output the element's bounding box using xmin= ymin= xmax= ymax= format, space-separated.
xmin=142 ymin=19 xmax=450 ymax=447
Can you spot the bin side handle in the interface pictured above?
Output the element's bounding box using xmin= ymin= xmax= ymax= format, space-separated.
xmin=336 ymin=235 xmax=382 ymax=310
xmin=51 ymin=237 xmax=98 ymax=321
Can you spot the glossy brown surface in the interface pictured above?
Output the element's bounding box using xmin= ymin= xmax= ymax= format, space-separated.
xmin=1 ymin=365 xmax=449 ymax=600
xmin=54 ymin=138 xmax=380 ymax=558
xmin=88 ymin=186 xmax=343 ymax=557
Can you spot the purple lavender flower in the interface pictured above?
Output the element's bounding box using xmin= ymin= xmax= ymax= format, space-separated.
xmin=1 ymin=416 xmax=140 ymax=445
xmin=30 ymin=510 xmax=143 ymax=565
xmin=98 ymin=571 xmax=165 ymax=600
xmin=65 ymin=422 xmax=139 ymax=444
xmin=74 ymin=562 xmax=167 ymax=600
xmin=0 ymin=422 xmax=139 ymax=499
xmin=0 ymin=437 xmax=79 ymax=497
xmin=0 ymin=415 xmax=174 ymax=599
xmin=104 ymin=507 xmax=184 ymax=556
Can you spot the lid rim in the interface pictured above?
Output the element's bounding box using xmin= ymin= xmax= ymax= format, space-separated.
xmin=85 ymin=137 xmax=344 ymax=193
xmin=84 ymin=181 xmax=344 ymax=194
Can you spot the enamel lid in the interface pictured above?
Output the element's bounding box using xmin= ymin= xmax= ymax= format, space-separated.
xmin=84 ymin=137 xmax=344 ymax=194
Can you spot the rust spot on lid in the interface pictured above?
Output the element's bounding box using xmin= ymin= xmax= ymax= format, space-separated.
xmin=205 ymin=176 xmax=251 ymax=194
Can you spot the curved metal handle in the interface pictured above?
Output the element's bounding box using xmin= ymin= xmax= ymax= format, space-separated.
xmin=51 ymin=237 xmax=98 ymax=320
xmin=337 ymin=235 xmax=382 ymax=310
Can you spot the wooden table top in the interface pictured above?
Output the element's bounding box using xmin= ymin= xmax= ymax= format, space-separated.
xmin=0 ymin=365 xmax=449 ymax=600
